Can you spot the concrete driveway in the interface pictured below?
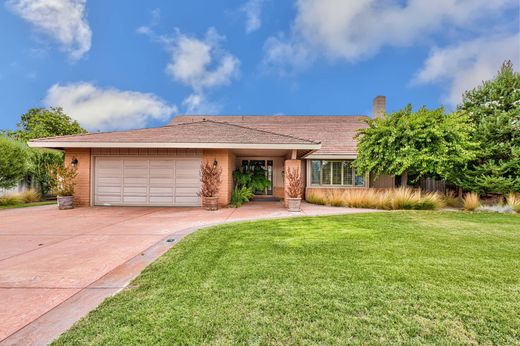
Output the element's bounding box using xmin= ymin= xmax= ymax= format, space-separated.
xmin=0 ymin=202 xmax=377 ymax=345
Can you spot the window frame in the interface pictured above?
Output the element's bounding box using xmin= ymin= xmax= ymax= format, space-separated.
xmin=309 ymin=159 xmax=366 ymax=187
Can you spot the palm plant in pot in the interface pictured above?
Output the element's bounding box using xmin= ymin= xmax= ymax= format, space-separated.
xmin=199 ymin=161 xmax=222 ymax=211
xmin=286 ymin=167 xmax=304 ymax=212
xmin=49 ymin=164 xmax=78 ymax=210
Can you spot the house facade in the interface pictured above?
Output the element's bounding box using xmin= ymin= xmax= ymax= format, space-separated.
xmin=29 ymin=96 xmax=394 ymax=207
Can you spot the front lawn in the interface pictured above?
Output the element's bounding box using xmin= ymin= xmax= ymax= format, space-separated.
xmin=54 ymin=212 xmax=520 ymax=345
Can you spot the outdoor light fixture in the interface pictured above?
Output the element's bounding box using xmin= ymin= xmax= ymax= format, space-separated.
xmin=213 ymin=159 xmax=218 ymax=167
xmin=71 ymin=157 xmax=78 ymax=168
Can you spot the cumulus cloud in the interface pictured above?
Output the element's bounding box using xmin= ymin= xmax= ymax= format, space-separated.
xmin=44 ymin=82 xmax=177 ymax=131
xmin=414 ymin=34 xmax=520 ymax=106
xmin=241 ymin=0 xmax=264 ymax=33
xmin=160 ymin=28 xmax=240 ymax=113
xmin=263 ymin=0 xmax=516 ymax=71
xmin=6 ymin=0 xmax=92 ymax=60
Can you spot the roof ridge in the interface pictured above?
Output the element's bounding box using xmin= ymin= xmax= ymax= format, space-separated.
xmin=203 ymin=119 xmax=321 ymax=144
xmin=28 ymin=126 xmax=163 ymax=142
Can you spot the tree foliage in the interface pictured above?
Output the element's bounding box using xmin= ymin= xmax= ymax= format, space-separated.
xmin=0 ymin=137 xmax=30 ymax=189
xmin=353 ymin=106 xmax=477 ymax=185
xmin=5 ymin=107 xmax=86 ymax=141
xmin=457 ymin=60 xmax=520 ymax=194
xmin=3 ymin=107 xmax=86 ymax=195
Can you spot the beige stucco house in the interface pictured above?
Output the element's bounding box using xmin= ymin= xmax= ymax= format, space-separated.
xmin=29 ymin=96 xmax=394 ymax=207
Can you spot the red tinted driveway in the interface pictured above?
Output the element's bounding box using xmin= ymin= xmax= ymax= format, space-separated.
xmin=0 ymin=202 xmax=377 ymax=345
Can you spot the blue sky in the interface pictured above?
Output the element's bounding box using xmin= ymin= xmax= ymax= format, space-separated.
xmin=0 ymin=0 xmax=518 ymax=132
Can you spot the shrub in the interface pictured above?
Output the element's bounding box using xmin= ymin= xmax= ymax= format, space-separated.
xmin=19 ymin=188 xmax=40 ymax=203
xmin=506 ymin=193 xmax=520 ymax=213
xmin=0 ymin=193 xmax=23 ymax=206
xmin=230 ymin=186 xmax=254 ymax=208
xmin=416 ymin=192 xmax=446 ymax=210
xmin=285 ymin=168 xmax=304 ymax=198
xmin=463 ymin=192 xmax=480 ymax=211
xmin=444 ymin=190 xmax=461 ymax=208
xmin=199 ymin=161 xmax=222 ymax=198
xmin=49 ymin=164 xmax=78 ymax=196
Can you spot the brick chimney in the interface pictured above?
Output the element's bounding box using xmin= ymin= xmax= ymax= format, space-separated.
xmin=372 ymin=96 xmax=386 ymax=118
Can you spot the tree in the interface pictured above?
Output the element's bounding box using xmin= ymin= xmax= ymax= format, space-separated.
xmin=457 ymin=60 xmax=520 ymax=194
xmin=4 ymin=107 xmax=86 ymax=195
xmin=0 ymin=137 xmax=30 ymax=189
xmin=5 ymin=107 xmax=85 ymax=141
xmin=353 ymin=105 xmax=477 ymax=186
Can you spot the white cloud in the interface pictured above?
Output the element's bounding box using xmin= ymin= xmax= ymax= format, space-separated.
xmin=164 ymin=28 xmax=240 ymax=113
xmin=44 ymin=82 xmax=177 ymax=131
xmin=241 ymin=0 xmax=264 ymax=33
xmin=182 ymin=93 xmax=221 ymax=114
xmin=263 ymin=0 xmax=516 ymax=72
xmin=7 ymin=0 xmax=92 ymax=61
xmin=414 ymin=34 xmax=520 ymax=106
xmin=166 ymin=28 xmax=240 ymax=91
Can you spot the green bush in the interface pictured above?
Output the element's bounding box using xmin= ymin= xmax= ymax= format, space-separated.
xmin=0 ymin=194 xmax=23 ymax=206
xmin=230 ymin=186 xmax=254 ymax=208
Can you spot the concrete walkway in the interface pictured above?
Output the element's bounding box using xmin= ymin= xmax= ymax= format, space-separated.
xmin=0 ymin=201 xmax=378 ymax=345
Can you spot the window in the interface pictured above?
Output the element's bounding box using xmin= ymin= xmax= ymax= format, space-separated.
xmin=310 ymin=160 xmax=365 ymax=187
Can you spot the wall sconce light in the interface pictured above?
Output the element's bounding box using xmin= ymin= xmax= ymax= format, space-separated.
xmin=213 ymin=159 xmax=218 ymax=167
xmin=71 ymin=157 xmax=78 ymax=169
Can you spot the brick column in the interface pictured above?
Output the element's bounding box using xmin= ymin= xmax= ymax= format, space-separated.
xmin=202 ymin=149 xmax=235 ymax=207
xmin=64 ymin=148 xmax=91 ymax=207
xmin=284 ymin=159 xmax=302 ymax=207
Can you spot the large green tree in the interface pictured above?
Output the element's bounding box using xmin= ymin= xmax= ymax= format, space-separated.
xmin=6 ymin=107 xmax=85 ymax=141
xmin=457 ymin=61 xmax=520 ymax=194
xmin=0 ymin=137 xmax=30 ymax=189
xmin=4 ymin=107 xmax=86 ymax=195
xmin=353 ymin=105 xmax=477 ymax=186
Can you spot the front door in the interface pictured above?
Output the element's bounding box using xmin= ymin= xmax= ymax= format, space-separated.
xmin=241 ymin=159 xmax=273 ymax=195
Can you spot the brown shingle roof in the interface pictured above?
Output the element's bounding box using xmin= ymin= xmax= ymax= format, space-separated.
xmin=29 ymin=120 xmax=320 ymax=147
xmin=171 ymin=115 xmax=368 ymax=156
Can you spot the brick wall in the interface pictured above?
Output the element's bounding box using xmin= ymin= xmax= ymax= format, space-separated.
xmin=202 ymin=149 xmax=235 ymax=206
xmin=64 ymin=148 xmax=91 ymax=207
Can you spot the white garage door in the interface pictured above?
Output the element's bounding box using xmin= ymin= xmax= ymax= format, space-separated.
xmin=94 ymin=157 xmax=201 ymax=206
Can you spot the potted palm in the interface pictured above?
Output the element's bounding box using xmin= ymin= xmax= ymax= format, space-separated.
xmin=199 ymin=161 xmax=222 ymax=211
xmin=286 ymin=167 xmax=304 ymax=212
xmin=49 ymin=164 xmax=78 ymax=210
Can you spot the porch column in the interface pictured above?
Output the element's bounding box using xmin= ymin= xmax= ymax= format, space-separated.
xmin=284 ymin=159 xmax=302 ymax=207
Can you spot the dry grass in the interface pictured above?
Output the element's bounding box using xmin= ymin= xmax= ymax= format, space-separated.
xmin=19 ymin=189 xmax=40 ymax=203
xmin=463 ymin=192 xmax=480 ymax=211
xmin=0 ymin=193 xmax=23 ymax=206
xmin=305 ymin=188 xmax=445 ymax=210
xmin=506 ymin=193 xmax=520 ymax=213
xmin=445 ymin=190 xmax=461 ymax=208
xmin=0 ymin=189 xmax=40 ymax=205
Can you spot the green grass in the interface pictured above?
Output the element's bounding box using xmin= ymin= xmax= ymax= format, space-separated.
xmin=54 ymin=212 xmax=520 ymax=345
xmin=0 ymin=200 xmax=55 ymax=209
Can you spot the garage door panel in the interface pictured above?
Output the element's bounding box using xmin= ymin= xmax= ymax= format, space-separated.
xmin=95 ymin=157 xmax=200 ymax=206
xmin=96 ymin=186 xmax=121 ymax=194
xmin=96 ymin=195 xmax=122 ymax=204
xmin=175 ymin=196 xmax=201 ymax=205
xmin=149 ymin=196 xmax=174 ymax=204
xmin=149 ymin=187 xmax=174 ymax=194
xmin=176 ymin=187 xmax=199 ymax=196
xmin=123 ymin=186 xmax=148 ymax=194
xmin=123 ymin=177 xmax=148 ymax=185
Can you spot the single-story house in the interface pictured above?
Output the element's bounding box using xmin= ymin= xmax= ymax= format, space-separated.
xmin=29 ymin=96 xmax=394 ymax=207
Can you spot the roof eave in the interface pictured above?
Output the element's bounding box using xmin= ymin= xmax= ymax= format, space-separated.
xmin=28 ymin=141 xmax=321 ymax=150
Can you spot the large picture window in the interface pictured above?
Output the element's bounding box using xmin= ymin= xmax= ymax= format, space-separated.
xmin=310 ymin=160 xmax=365 ymax=187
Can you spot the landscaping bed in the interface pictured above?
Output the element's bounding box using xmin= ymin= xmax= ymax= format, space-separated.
xmin=54 ymin=212 xmax=519 ymax=345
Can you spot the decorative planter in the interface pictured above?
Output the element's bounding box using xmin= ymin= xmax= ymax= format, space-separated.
xmin=287 ymin=197 xmax=302 ymax=212
xmin=202 ymin=196 xmax=219 ymax=211
xmin=57 ymin=195 xmax=74 ymax=210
